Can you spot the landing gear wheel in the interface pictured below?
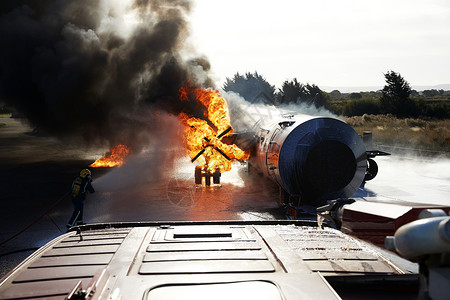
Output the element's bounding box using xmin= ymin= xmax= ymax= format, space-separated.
xmin=213 ymin=168 xmax=221 ymax=184
xmin=205 ymin=171 xmax=211 ymax=186
xmin=364 ymin=158 xmax=378 ymax=181
xmin=195 ymin=166 xmax=202 ymax=185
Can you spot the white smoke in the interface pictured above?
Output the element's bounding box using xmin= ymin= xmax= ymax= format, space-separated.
xmin=222 ymin=90 xmax=341 ymax=133
xmin=97 ymin=0 xmax=141 ymax=39
xmin=93 ymin=112 xmax=185 ymax=191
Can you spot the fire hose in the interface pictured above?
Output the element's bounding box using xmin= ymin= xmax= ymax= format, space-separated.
xmin=0 ymin=191 xmax=70 ymax=249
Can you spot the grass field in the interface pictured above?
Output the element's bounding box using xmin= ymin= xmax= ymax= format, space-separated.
xmin=346 ymin=114 xmax=450 ymax=156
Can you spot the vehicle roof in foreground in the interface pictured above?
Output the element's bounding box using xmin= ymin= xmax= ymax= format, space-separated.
xmin=0 ymin=221 xmax=418 ymax=300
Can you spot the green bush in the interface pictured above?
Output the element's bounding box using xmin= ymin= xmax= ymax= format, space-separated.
xmin=334 ymin=97 xmax=449 ymax=119
xmin=424 ymin=102 xmax=449 ymax=119
xmin=342 ymin=98 xmax=381 ymax=116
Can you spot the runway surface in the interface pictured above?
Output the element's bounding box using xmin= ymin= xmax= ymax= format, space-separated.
xmin=0 ymin=115 xmax=449 ymax=277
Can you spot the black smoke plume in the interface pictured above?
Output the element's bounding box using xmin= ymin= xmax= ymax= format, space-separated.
xmin=0 ymin=0 xmax=213 ymax=150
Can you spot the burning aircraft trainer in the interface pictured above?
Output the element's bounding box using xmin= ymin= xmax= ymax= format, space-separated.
xmin=178 ymin=86 xmax=250 ymax=186
xmin=177 ymin=86 xmax=388 ymax=212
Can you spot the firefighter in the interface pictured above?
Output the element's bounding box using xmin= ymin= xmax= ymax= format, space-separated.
xmin=67 ymin=168 xmax=95 ymax=228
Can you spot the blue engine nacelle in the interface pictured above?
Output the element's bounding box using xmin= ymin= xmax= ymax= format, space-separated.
xmin=252 ymin=115 xmax=367 ymax=207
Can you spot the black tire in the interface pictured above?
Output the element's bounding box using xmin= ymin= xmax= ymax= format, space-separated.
xmin=205 ymin=171 xmax=211 ymax=186
xmin=364 ymin=158 xmax=378 ymax=181
xmin=195 ymin=166 xmax=202 ymax=185
xmin=213 ymin=168 xmax=221 ymax=184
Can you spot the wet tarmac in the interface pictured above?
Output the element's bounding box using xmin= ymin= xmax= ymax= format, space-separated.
xmin=87 ymin=155 xmax=283 ymax=224
xmin=1 ymin=115 xmax=449 ymax=278
xmin=354 ymin=155 xmax=450 ymax=206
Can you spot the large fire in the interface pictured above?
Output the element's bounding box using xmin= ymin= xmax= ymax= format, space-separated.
xmin=178 ymin=86 xmax=250 ymax=173
xmin=90 ymin=144 xmax=131 ymax=168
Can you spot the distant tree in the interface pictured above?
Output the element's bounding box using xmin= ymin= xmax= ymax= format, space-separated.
xmin=373 ymin=90 xmax=383 ymax=98
xmin=278 ymin=79 xmax=306 ymax=104
xmin=411 ymin=90 xmax=419 ymax=97
xmin=358 ymin=91 xmax=382 ymax=99
xmin=329 ymin=90 xmax=342 ymax=100
xmin=223 ymin=72 xmax=275 ymax=104
xmin=311 ymin=88 xmax=329 ymax=108
xmin=349 ymin=92 xmax=362 ymax=99
xmin=422 ymin=89 xmax=440 ymax=97
xmin=305 ymin=84 xmax=327 ymax=108
xmin=380 ymin=71 xmax=414 ymax=117
xmin=277 ymin=80 xmax=328 ymax=108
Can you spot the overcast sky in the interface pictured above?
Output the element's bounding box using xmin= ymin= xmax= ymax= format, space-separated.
xmin=189 ymin=0 xmax=450 ymax=91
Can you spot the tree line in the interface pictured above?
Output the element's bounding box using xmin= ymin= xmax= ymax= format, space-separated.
xmin=222 ymin=71 xmax=449 ymax=119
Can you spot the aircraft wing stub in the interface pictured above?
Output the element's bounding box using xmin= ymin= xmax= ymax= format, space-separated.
xmin=366 ymin=150 xmax=391 ymax=158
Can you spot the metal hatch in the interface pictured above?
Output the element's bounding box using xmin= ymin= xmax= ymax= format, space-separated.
xmin=140 ymin=225 xmax=275 ymax=275
xmin=145 ymin=281 xmax=284 ymax=300
xmin=172 ymin=226 xmax=232 ymax=238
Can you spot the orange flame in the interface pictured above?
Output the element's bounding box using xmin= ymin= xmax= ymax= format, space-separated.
xmin=90 ymin=144 xmax=131 ymax=168
xmin=178 ymin=86 xmax=250 ymax=173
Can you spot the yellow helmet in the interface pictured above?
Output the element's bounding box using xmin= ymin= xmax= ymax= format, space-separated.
xmin=80 ymin=169 xmax=91 ymax=178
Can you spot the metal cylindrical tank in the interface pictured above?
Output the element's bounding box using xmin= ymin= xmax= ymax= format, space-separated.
xmin=254 ymin=115 xmax=367 ymax=206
